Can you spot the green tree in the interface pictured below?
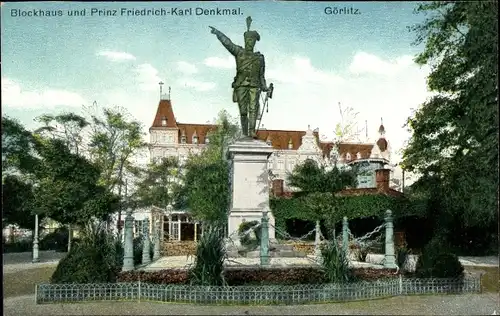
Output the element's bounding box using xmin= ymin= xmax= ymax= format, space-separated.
xmin=180 ymin=111 xmax=240 ymax=225
xmin=132 ymin=156 xmax=183 ymax=209
xmin=30 ymin=137 xmax=119 ymax=226
xmin=34 ymin=112 xmax=89 ymax=156
xmin=87 ymin=105 xmax=147 ymax=232
xmin=2 ymin=175 xmax=40 ymax=230
xmin=403 ymin=2 xmax=498 ymax=248
xmin=2 ymin=116 xmax=39 ymax=175
xmin=287 ymin=159 xmax=357 ymax=197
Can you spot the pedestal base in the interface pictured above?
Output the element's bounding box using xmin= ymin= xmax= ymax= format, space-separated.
xmin=227 ymin=139 xmax=275 ymax=243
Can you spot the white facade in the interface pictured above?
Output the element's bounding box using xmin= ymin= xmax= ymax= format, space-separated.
xmin=149 ymin=125 xmax=395 ymax=191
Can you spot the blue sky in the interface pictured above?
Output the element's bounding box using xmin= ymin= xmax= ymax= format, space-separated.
xmin=1 ymin=1 xmax=431 ymax=163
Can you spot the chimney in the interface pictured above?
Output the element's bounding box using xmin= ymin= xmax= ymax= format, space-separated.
xmin=375 ymin=169 xmax=390 ymax=193
xmin=272 ymin=179 xmax=284 ymax=197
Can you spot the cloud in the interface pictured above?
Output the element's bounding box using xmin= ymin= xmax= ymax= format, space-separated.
xmin=258 ymin=52 xmax=431 ymax=163
xmin=177 ymin=78 xmax=216 ymax=92
xmin=176 ymin=61 xmax=198 ymax=75
xmin=203 ymin=56 xmax=234 ymax=69
xmin=348 ymin=52 xmax=414 ymax=76
xmin=1 ymin=77 xmax=87 ymax=109
xmin=97 ymin=50 xmax=136 ymax=62
xmin=267 ymin=56 xmax=344 ymax=85
xmin=134 ymin=63 xmax=163 ymax=92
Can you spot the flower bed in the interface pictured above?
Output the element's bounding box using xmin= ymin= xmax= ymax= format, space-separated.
xmin=118 ymin=266 xmax=401 ymax=285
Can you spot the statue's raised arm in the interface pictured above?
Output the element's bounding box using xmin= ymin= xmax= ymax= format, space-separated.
xmin=209 ymin=26 xmax=243 ymax=56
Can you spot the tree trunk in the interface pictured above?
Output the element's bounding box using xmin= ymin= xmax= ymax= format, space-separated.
xmin=116 ymin=165 xmax=125 ymax=236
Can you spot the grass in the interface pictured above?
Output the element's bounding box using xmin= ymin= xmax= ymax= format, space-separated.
xmin=3 ymin=266 xmax=56 ymax=298
xmin=466 ymin=266 xmax=499 ymax=293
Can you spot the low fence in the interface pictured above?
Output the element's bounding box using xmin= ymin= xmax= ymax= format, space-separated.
xmin=36 ymin=276 xmax=480 ymax=305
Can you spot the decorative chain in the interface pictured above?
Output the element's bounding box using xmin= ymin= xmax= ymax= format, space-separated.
xmin=347 ymin=223 xmax=385 ymax=247
xmin=269 ymin=223 xmax=317 ymax=242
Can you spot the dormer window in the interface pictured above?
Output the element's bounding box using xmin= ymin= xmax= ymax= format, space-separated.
xmin=161 ymin=116 xmax=167 ymax=127
xmin=356 ymin=152 xmax=362 ymax=159
xmin=192 ymin=131 xmax=198 ymax=144
xmin=205 ymin=136 xmax=210 ymax=144
xmin=346 ymin=153 xmax=352 ymax=161
xmin=266 ymin=135 xmax=272 ymax=146
xmin=180 ymin=130 xmax=186 ymax=144
xmin=288 ymin=138 xmax=293 ymax=149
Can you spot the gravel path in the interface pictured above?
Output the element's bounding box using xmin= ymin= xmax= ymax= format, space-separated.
xmin=4 ymin=294 xmax=498 ymax=315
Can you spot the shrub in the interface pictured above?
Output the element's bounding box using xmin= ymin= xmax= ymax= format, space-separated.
xmin=415 ymin=239 xmax=464 ymax=279
xmin=117 ymin=267 xmax=399 ymax=285
xmin=320 ymin=240 xmax=353 ymax=283
xmin=188 ymin=224 xmax=226 ymax=286
xmin=396 ymin=240 xmax=410 ymax=271
xmin=2 ymin=240 xmax=32 ymax=253
xmin=238 ymin=220 xmax=261 ymax=250
xmin=40 ymin=227 xmax=69 ymax=252
xmin=133 ymin=236 xmax=154 ymax=265
xmin=51 ymin=222 xmax=123 ymax=283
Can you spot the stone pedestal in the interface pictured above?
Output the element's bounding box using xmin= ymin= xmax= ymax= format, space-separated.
xmin=227 ymin=139 xmax=276 ymax=246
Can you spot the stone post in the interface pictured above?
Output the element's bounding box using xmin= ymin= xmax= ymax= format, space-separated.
xmin=122 ymin=210 xmax=134 ymax=272
xmin=384 ymin=210 xmax=397 ymax=269
xmin=153 ymin=219 xmax=161 ymax=260
xmin=142 ymin=218 xmax=151 ymax=265
xmin=32 ymin=214 xmax=40 ymax=263
xmin=260 ymin=211 xmax=270 ymax=266
xmin=314 ymin=220 xmax=322 ymax=258
xmin=342 ymin=216 xmax=349 ymax=255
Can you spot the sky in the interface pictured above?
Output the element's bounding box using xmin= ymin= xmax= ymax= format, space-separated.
xmin=1 ymin=1 xmax=432 ymax=166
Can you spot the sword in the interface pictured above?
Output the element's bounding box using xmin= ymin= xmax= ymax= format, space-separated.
xmin=257 ymin=83 xmax=274 ymax=130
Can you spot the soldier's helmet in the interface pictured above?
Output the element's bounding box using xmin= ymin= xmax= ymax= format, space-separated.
xmin=244 ymin=30 xmax=260 ymax=41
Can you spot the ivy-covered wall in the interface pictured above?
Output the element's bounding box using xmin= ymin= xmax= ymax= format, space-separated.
xmin=270 ymin=193 xmax=422 ymax=235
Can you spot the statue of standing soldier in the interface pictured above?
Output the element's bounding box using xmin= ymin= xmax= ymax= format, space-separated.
xmin=210 ymin=17 xmax=272 ymax=139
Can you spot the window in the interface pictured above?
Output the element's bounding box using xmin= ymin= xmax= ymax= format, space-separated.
xmin=278 ymin=160 xmax=284 ymax=170
xmin=288 ymin=160 xmax=295 ymax=171
xmin=167 ymin=135 xmax=174 ymax=143
xmin=161 ymin=116 xmax=167 ymax=126
xmin=161 ymin=134 xmax=167 ymax=143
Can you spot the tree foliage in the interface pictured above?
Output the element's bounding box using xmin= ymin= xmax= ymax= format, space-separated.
xmin=30 ymin=137 xmax=119 ymax=225
xmin=2 ymin=175 xmax=40 ymax=229
xmin=180 ymin=111 xmax=240 ymax=224
xmin=132 ymin=156 xmax=183 ymax=209
xmin=286 ymin=158 xmax=358 ymax=197
xmin=403 ymin=1 xmax=498 ymax=231
xmin=2 ymin=116 xmax=39 ymax=174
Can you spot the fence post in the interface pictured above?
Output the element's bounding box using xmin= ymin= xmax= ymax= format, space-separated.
xmin=399 ymin=274 xmax=403 ymax=295
xmin=142 ymin=218 xmax=151 ymax=265
xmin=153 ymin=218 xmax=161 ymax=260
xmin=138 ymin=279 xmax=141 ymax=302
xmin=260 ymin=211 xmax=270 ymax=266
xmin=383 ymin=210 xmax=397 ymax=269
xmin=314 ymin=220 xmax=321 ymax=258
xmin=122 ymin=209 xmax=135 ymax=272
xmin=342 ymin=217 xmax=349 ymax=255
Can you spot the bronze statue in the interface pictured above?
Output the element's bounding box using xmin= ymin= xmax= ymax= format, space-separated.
xmin=210 ymin=16 xmax=272 ymax=139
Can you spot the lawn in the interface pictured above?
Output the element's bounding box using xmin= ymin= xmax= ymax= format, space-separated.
xmin=3 ymin=266 xmax=56 ymax=298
